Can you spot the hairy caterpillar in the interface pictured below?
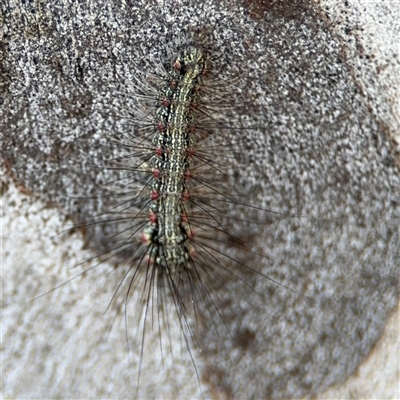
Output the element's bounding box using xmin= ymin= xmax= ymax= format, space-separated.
xmin=2 ymin=0 xmax=399 ymax=399
xmin=68 ymin=33 xmax=293 ymax=394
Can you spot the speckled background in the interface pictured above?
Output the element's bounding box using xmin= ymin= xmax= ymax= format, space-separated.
xmin=1 ymin=1 xmax=399 ymax=399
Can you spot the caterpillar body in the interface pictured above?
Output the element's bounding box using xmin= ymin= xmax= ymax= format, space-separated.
xmin=84 ymin=39 xmax=274 ymax=395
xmin=143 ymin=47 xmax=205 ymax=273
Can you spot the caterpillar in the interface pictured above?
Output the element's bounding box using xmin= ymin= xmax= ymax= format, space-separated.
xmin=3 ymin=1 xmax=399 ymax=399
xmin=53 ymin=18 xmax=316 ymax=395
xmin=79 ymin=35 xmax=289 ymax=392
xmin=142 ymin=46 xmax=205 ymax=273
xmin=126 ymin=46 xmax=211 ymax=280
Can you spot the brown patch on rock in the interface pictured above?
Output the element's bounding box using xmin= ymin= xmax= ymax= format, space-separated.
xmin=233 ymin=327 xmax=256 ymax=350
xmin=243 ymin=0 xmax=312 ymax=21
xmin=202 ymin=367 xmax=233 ymax=400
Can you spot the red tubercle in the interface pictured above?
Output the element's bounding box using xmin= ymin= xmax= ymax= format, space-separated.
xmin=161 ymin=98 xmax=170 ymax=107
xmin=187 ymin=228 xmax=196 ymax=240
xmin=149 ymin=210 xmax=157 ymax=223
xmin=181 ymin=214 xmax=188 ymax=223
xmin=184 ymin=170 xmax=192 ymax=181
xmin=155 ymin=147 xmax=163 ymax=157
xmin=181 ymin=190 xmax=190 ymax=202
xmin=186 ymin=148 xmax=195 ymax=158
xmin=151 ymin=190 xmax=159 ymax=201
xmin=152 ymin=168 xmax=160 ymax=178
xmin=157 ymin=123 xmax=166 ymax=132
